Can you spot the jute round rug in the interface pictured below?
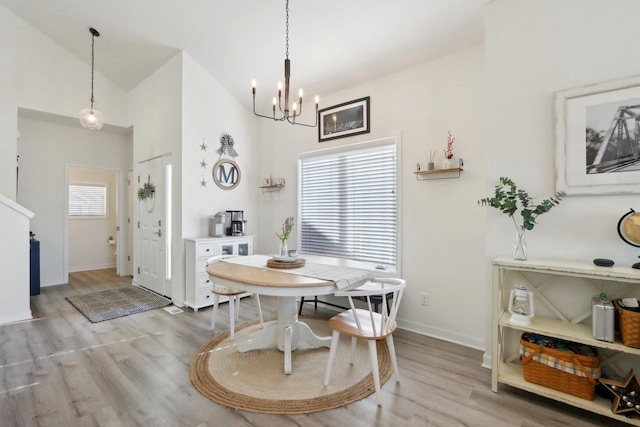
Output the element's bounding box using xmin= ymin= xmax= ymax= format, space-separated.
xmin=189 ymin=316 xmax=392 ymax=414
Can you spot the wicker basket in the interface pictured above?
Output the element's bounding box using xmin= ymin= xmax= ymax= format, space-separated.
xmin=613 ymin=299 xmax=640 ymax=348
xmin=519 ymin=333 xmax=599 ymax=400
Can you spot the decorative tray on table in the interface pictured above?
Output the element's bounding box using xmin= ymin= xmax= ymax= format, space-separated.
xmin=267 ymin=256 xmax=305 ymax=269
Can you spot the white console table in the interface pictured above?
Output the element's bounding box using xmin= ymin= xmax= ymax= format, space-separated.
xmin=491 ymin=257 xmax=640 ymax=425
xmin=184 ymin=236 xmax=254 ymax=311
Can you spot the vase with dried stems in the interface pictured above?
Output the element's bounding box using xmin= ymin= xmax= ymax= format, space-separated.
xmin=442 ymin=131 xmax=455 ymax=169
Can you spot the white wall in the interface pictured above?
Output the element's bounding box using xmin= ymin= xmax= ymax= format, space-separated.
xmin=181 ymin=53 xmax=259 ymax=241
xmin=18 ymin=117 xmax=131 ymax=286
xmin=484 ymin=0 xmax=640 ymax=357
xmin=128 ymin=52 xmax=259 ymax=306
xmin=68 ymin=168 xmax=118 ymax=272
xmin=128 ymin=53 xmax=183 ymax=302
xmin=0 ymin=4 xmax=128 ymax=200
xmin=0 ymin=5 xmax=128 ymax=324
xmin=0 ymin=195 xmax=33 ymax=324
xmin=258 ymin=45 xmax=486 ymax=349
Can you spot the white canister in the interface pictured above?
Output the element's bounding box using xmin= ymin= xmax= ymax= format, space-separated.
xmin=209 ymin=212 xmax=227 ymax=237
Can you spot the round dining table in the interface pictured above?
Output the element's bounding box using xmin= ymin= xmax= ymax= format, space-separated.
xmin=205 ymin=255 xmax=372 ymax=374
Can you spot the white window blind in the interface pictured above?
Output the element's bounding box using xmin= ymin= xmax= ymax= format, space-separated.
xmin=299 ymin=142 xmax=397 ymax=268
xmin=69 ymin=184 xmax=106 ymax=216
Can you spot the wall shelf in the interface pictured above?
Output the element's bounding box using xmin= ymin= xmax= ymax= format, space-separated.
xmin=414 ymin=158 xmax=464 ymax=180
xmin=259 ymin=184 xmax=285 ymax=193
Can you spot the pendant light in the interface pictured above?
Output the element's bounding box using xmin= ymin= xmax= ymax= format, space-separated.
xmin=251 ymin=0 xmax=318 ymax=127
xmin=79 ymin=27 xmax=104 ymax=130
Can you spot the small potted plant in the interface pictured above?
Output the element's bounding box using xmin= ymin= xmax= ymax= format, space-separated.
xmin=478 ymin=177 xmax=565 ymax=260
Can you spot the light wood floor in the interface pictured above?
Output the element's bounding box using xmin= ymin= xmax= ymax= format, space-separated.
xmin=0 ymin=269 xmax=627 ymax=426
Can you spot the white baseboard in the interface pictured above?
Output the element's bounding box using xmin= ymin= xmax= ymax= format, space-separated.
xmin=69 ymin=263 xmax=116 ymax=273
xmin=0 ymin=310 xmax=33 ymax=325
xmin=307 ymin=297 xmax=487 ymax=353
xmin=397 ymin=319 xmax=486 ymax=351
xmin=482 ymin=353 xmax=492 ymax=369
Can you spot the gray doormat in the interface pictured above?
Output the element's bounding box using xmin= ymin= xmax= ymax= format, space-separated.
xmin=66 ymin=286 xmax=171 ymax=323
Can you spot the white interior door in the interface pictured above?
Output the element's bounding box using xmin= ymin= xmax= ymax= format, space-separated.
xmin=137 ymin=157 xmax=165 ymax=295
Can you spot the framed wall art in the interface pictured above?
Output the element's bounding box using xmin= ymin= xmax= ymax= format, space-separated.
xmin=318 ymin=96 xmax=370 ymax=142
xmin=555 ymin=75 xmax=640 ymax=195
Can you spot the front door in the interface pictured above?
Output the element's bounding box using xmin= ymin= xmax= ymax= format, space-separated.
xmin=137 ymin=157 xmax=165 ymax=295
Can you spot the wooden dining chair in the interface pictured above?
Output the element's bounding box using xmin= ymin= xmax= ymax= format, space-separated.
xmin=323 ymin=278 xmax=406 ymax=406
xmin=207 ymin=256 xmax=264 ymax=339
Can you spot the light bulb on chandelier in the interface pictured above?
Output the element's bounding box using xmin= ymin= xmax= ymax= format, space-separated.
xmin=79 ymin=27 xmax=104 ymax=130
xmin=251 ymin=0 xmax=319 ymax=127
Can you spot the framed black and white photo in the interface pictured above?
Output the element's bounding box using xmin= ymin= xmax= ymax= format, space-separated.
xmin=318 ymin=96 xmax=370 ymax=142
xmin=556 ymin=75 xmax=640 ymax=195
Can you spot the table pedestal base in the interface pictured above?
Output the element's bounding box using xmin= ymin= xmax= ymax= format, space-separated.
xmin=237 ymin=296 xmax=331 ymax=374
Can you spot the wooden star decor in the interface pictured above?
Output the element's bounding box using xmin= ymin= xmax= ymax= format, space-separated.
xmin=200 ymin=158 xmax=207 ymax=168
xmin=200 ymin=176 xmax=207 ymax=188
xmin=600 ymin=369 xmax=640 ymax=415
xmin=200 ymin=138 xmax=207 ymax=151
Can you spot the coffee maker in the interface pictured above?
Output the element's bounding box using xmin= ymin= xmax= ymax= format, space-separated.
xmin=226 ymin=210 xmax=245 ymax=236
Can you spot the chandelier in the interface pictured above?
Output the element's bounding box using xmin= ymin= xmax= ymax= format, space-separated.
xmin=251 ymin=0 xmax=318 ymax=127
xmin=79 ymin=28 xmax=104 ymax=130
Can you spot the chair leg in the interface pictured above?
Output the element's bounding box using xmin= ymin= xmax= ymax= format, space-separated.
xmin=368 ymin=339 xmax=382 ymax=406
xmin=255 ymin=294 xmax=264 ymax=328
xmin=386 ymin=335 xmax=400 ymax=383
xmin=324 ymin=330 xmax=341 ymax=386
xmin=235 ymin=295 xmax=241 ymax=321
xmin=298 ymin=296 xmax=305 ymax=315
xmin=350 ymin=337 xmax=357 ymax=365
xmin=229 ymin=295 xmax=236 ymax=340
xmin=211 ymin=294 xmax=220 ymax=332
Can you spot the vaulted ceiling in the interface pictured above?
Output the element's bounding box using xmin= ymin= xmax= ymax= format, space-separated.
xmin=1 ymin=0 xmax=488 ymax=109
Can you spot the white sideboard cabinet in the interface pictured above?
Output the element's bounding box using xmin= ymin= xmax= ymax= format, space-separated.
xmin=184 ymin=236 xmax=254 ymax=311
xmin=491 ymin=257 xmax=640 ymax=425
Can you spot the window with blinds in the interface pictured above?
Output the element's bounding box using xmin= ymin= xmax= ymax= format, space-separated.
xmin=69 ymin=184 xmax=107 ymax=217
xmin=299 ymin=141 xmax=397 ymax=270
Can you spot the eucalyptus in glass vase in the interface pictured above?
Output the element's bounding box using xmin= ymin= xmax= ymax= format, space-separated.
xmin=478 ymin=177 xmax=565 ymax=260
xmin=276 ymin=216 xmax=294 ymax=257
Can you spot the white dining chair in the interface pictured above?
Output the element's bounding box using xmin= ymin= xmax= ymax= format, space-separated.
xmin=323 ymin=278 xmax=406 ymax=406
xmin=207 ymin=256 xmax=264 ymax=339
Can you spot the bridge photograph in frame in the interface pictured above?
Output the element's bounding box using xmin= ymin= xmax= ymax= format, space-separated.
xmin=555 ymin=75 xmax=640 ymax=195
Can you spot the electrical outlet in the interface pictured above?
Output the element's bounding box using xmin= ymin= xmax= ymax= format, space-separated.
xmin=420 ymin=292 xmax=429 ymax=306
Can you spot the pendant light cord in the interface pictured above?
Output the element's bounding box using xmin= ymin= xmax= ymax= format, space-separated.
xmin=285 ymin=0 xmax=289 ymax=60
xmin=90 ymin=31 xmax=95 ymax=109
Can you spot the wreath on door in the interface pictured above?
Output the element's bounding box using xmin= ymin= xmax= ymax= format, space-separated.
xmin=137 ymin=182 xmax=155 ymax=201
xmin=138 ymin=178 xmax=156 ymax=212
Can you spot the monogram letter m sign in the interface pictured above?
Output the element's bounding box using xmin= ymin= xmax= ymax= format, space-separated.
xmin=213 ymin=159 xmax=241 ymax=190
